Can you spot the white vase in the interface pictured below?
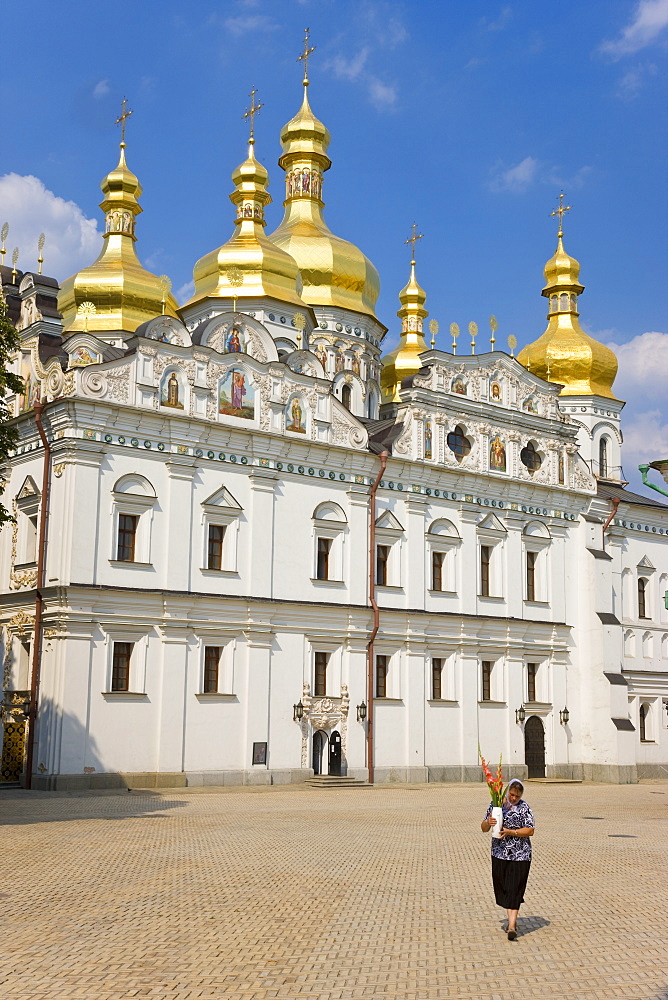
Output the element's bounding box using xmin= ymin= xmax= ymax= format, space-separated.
xmin=491 ymin=806 xmax=503 ymax=838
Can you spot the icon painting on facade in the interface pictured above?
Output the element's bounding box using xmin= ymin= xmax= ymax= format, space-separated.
xmin=490 ymin=435 xmax=507 ymax=472
xmin=160 ymin=370 xmax=185 ymax=410
xmin=219 ymin=368 xmax=255 ymax=419
xmin=286 ymin=396 xmax=306 ymax=433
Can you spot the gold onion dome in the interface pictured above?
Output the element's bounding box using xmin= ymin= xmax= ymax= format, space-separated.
xmin=184 ymin=136 xmax=306 ymax=309
xmin=380 ymin=258 xmax=429 ymax=404
xmin=58 ymin=142 xmax=179 ymax=334
xmin=268 ymin=79 xmax=380 ymax=319
xmin=517 ymin=231 xmax=618 ymax=399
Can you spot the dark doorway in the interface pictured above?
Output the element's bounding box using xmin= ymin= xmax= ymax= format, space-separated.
xmin=524 ymin=715 xmax=546 ymax=778
xmin=312 ymin=730 xmax=328 ymax=775
xmin=329 ymin=730 xmax=342 ymax=776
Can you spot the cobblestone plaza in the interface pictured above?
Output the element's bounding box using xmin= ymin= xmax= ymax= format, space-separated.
xmin=1 ymin=781 xmax=666 ymax=1000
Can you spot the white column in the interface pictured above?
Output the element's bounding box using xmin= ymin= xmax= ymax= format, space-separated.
xmin=164 ymin=457 xmax=196 ymax=592
xmin=156 ymin=624 xmax=189 ymax=776
xmin=346 ymin=485 xmax=370 ymax=606
xmin=244 ymin=627 xmax=273 ymax=783
xmin=404 ymin=495 xmax=429 ymax=609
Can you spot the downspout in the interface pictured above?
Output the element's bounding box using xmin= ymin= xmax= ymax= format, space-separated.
xmin=367 ymin=449 xmax=388 ymax=786
xmin=25 ymin=401 xmax=51 ymax=789
xmin=601 ymin=497 xmax=620 ymax=551
xmin=638 ymin=463 xmax=668 ymax=499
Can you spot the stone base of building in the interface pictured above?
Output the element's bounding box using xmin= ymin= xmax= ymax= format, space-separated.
xmin=636 ymin=763 xmax=668 ymax=779
xmin=548 ymin=763 xmax=638 ymax=783
xmin=29 ymin=768 xmax=315 ymax=791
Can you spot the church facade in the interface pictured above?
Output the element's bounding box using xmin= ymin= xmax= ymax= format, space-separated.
xmin=1 ymin=68 xmax=667 ymax=789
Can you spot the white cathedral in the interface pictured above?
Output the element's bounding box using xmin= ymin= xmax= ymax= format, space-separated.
xmin=1 ymin=65 xmax=667 ymax=790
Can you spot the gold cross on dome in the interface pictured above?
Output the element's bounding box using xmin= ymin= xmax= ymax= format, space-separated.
xmin=115 ymin=97 xmax=133 ymax=146
xmin=551 ymin=191 xmax=571 ymax=237
xmin=243 ymin=88 xmax=264 ymax=144
xmin=298 ymin=27 xmax=315 ymax=82
xmin=405 ymin=222 xmax=423 ymax=262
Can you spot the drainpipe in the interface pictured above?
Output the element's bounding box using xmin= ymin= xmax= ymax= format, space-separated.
xmin=24 ymin=400 xmax=51 ymax=789
xmin=601 ymin=497 xmax=620 ymax=551
xmin=638 ymin=464 xmax=668 ymax=499
xmin=366 ymin=449 xmax=388 ymax=786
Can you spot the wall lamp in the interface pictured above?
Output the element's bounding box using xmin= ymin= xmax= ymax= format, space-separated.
xmin=559 ymin=706 xmax=570 ymax=725
xmin=356 ymin=701 xmax=367 ymax=723
xmin=515 ymin=705 xmax=526 ymax=725
xmin=293 ymin=700 xmax=304 ymax=722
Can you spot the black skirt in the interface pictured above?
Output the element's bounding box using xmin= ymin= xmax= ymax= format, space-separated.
xmin=491 ymin=856 xmax=531 ymax=909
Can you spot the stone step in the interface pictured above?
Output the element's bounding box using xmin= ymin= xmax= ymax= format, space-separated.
xmin=526 ymin=777 xmax=583 ymax=783
xmin=304 ymin=776 xmax=370 ymax=789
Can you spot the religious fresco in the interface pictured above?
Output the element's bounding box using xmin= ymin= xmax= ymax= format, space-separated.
xmin=424 ymin=420 xmax=433 ymax=459
xmin=558 ymin=453 xmax=565 ymax=484
xmin=216 ymin=322 xmax=246 ymax=354
xmin=286 ymin=168 xmax=322 ymax=200
xmin=451 ymin=375 xmax=467 ymax=395
xmin=159 ymin=370 xmax=185 ymax=410
xmin=286 ymin=395 xmax=306 ymax=434
xmin=489 ymin=435 xmax=507 ymax=472
xmin=69 ymin=346 xmax=100 ymax=367
xmin=335 ymin=348 xmax=345 ymax=373
xmin=523 ymin=395 xmax=538 ymax=414
xmin=105 ymin=209 xmax=134 ymax=235
xmin=219 ymin=368 xmax=255 ymax=419
xmin=313 ymin=344 xmax=328 ymax=370
xmin=490 ymin=379 xmax=502 ymax=402
xmin=352 ymin=353 xmax=361 ymax=376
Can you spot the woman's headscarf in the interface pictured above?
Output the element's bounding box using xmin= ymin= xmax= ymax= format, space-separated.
xmin=506 ymin=778 xmax=524 ymax=798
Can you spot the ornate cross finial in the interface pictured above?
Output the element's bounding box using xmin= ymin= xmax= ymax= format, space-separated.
xmin=551 ymin=191 xmax=571 ymax=237
xmin=405 ymin=222 xmax=423 ymax=263
xmin=115 ymin=96 xmax=133 ymax=147
xmin=298 ymin=27 xmax=315 ymax=84
xmin=37 ymin=233 xmax=45 ymax=275
xmin=243 ymin=88 xmax=264 ymax=145
xmin=0 ymin=222 xmax=8 ymax=269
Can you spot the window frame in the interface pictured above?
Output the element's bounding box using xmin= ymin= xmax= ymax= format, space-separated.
xmin=527 ymin=662 xmax=538 ymax=703
xmin=203 ymin=645 xmax=221 ymax=693
xmin=638 ymin=577 xmax=648 ymax=619
xmin=375 ymin=654 xmax=388 ymax=699
xmin=481 ymin=660 xmax=492 ymax=702
xmin=116 ymin=513 xmax=138 ymax=562
xmin=207 ymin=524 xmax=226 ymax=571
xmin=431 ymin=657 xmax=443 ymax=700
xmin=102 ymin=627 xmax=150 ymax=695
xmin=111 ymin=641 xmax=133 ymax=692
xmin=110 ymin=480 xmax=156 ymax=566
xmin=314 ymin=650 xmax=329 ymax=696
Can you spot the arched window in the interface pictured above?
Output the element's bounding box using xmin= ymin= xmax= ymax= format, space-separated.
xmin=520 ymin=441 xmax=542 ymax=473
xmin=638 ymin=578 xmax=648 ymax=619
xmin=639 ymin=703 xmax=648 ymax=742
xmin=447 ymin=425 xmax=471 ymax=460
xmin=599 ymin=436 xmax=609 ymax=478
xmin=341 ymin=383 xmax=352 ymax=411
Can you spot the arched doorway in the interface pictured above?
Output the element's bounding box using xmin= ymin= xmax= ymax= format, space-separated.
xmin=524 ymin=715 xmax=546 ymax=778
xmin=312 ymin=730 xmax=328 ymax=775
xmin=329 ymin=730 xmax=342 ymax=776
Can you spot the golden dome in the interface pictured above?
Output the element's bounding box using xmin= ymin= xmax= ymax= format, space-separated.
xmin=380 ymin=258 xmax=429 ymax=404
xmin=517 ymin=231 xmax=618 ymax=399
xmin=58 ymin=143 xmax=178 ymax=334
xmin=267 ymin=81 xmax=380 ymax=319
xmin=183 ymin=138 xmax=306 ymax=310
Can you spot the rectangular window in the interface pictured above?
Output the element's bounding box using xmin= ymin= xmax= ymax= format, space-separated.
xmin=117 ymin=514 xmax=138 ymax=562
xmin=376 ymin=654 xmax=388 ymax=698
xmin=316 ymin=537 xmax=332 ymax=580
xmin=376 ymin=545 xmax=390 ymax=586
xmin=481 ymin=660 xmax=492 ymax=701
xmin=314 ymin=651 xmax=328 ymax=697
xmin=111 ymin=642 xmax=133 ymax=691
xmin=480 ymin=545 xmax=491 ymax=597
xmin=527 ymin=662 xmax=538 ymax=702
xmin=207 ymin=524 xmax=226 ymax=570
xmin=203 ymin=646 xmax=220 ymax=693
xmin=432 ymin=657 xmax=443 ymax=700
xmin=526 ymin=551 xmax=537 ymax=602
xmin=432 ymin=551 xmax=445 ymax=592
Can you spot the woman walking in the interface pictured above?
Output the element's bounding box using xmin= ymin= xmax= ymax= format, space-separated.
xmin=481 ymin=778 xmax=535 ymax=940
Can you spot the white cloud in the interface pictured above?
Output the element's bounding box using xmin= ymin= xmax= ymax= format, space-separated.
xmin=368 ymin=76 xmax=397 ymax=110
xmin=176 ymin=280 xmax=195 ymax=303
xmin=600 ymin=0 xmax=668 ymax=57
xmin=615 ymin=62 xmax=658 ymax=99
xmin=327 ymin=48 xmax=370 ymax=81
xmin=621 ymin=409 xmax=668 ymax=466
xmin=92 ymin=79 xmax=110 ymax=99
xmin=0 ymin=173 xmax=100 ymax=281
xmin=489 ymin=156 xmax=539 ymax=192
xmin=604 ymin=331 xmax=668 ymax=406
xmin=223 ymin=14 xmax=277 ymax=36
xmin=489 ymin=158 xmax=592 ymax=193
xmin=480 ymin=6 xmax=512 ymax=31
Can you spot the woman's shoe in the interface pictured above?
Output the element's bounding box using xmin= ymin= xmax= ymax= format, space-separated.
xmin=507 ymin=928 xmax=517 ymax=941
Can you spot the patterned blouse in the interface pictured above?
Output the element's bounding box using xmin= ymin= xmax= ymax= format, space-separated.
xmin=485 ymin=799 xmax=535 ymax=861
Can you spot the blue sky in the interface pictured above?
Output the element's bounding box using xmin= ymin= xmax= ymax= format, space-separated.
xmin=2 ymin=0 xmax=667 ymax=496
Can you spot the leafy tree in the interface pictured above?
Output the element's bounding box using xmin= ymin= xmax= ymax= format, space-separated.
xmin=0 ymin=296 xmax=25 ymax=526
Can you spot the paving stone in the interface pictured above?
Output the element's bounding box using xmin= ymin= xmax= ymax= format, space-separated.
xmin=0 ymin=782 xmax=666 ymax=999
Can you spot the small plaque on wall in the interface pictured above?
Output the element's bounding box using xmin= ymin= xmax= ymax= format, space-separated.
xmin=252 ymin=741 xmax=267 ymax=765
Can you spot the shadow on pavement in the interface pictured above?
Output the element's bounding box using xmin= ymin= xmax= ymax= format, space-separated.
xmin=0 ymin=788 xmax=189 ymax=825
